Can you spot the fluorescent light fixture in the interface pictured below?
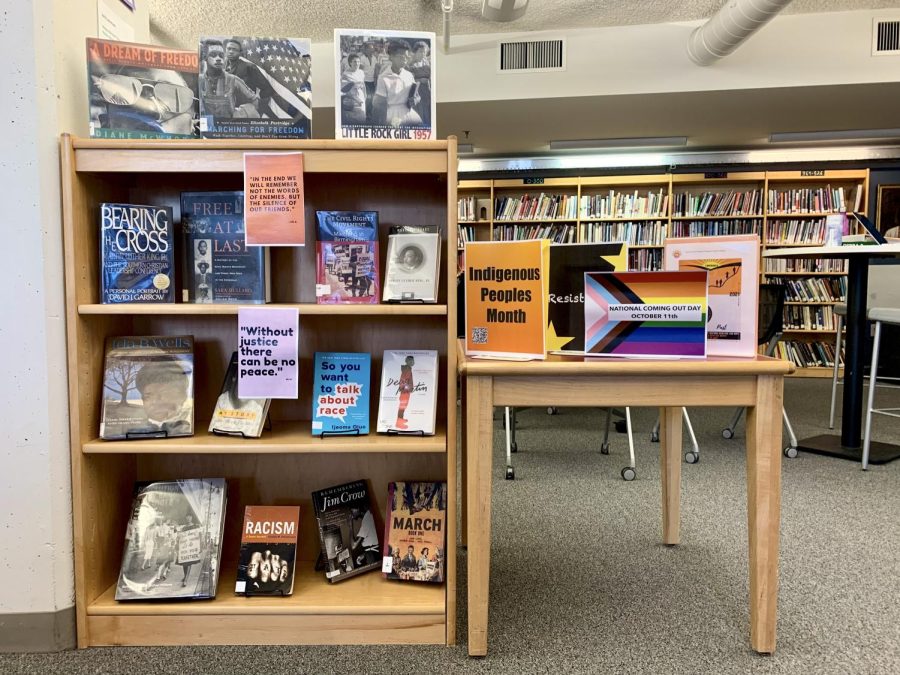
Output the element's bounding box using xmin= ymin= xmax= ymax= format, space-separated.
xmin=458 ymin=143 xmax=475 ymax=153
xmin=549 ymin=136 xmax=688 ymax=150
xmin=769 ymin=128 xmax=900 ymax=143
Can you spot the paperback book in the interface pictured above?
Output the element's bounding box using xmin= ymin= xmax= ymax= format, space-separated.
xmin=315 ymin=211 xmax=379 ymax=304
xmin=312 ymin=352 xmax=371 ymax=435
xmin=181 ymin=191 xmax=270 ymax=304
xmin=376 ymin=350 xmax=438 ymax=434
xmin=311 ymin=480 xmax=381 ymax=583
xmin=235 ymin=505 xmax=300 ymax=596
xmin=100 ymin=335 xmax=194 ymax=440
xmin=209 ymin=352 xmax=271 ymax=438
xmin=87 ymin=38 xmax=199 ymax=139
xmin=382 ymin=232 xmax=441 ymax=302
xmin=100 ymin=202 xmax=175 ymax=303
xmin=115 ymin=478 xmax=226 ymax=600
xmin=382 ymin=481 xmax=447 ymax=583
xmin=198 ymin=36 xmax=311 ymax=139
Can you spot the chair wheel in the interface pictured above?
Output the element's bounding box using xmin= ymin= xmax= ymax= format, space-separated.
xmin=600 ymin=442 xmax=610 ymax=455
xmin=684 ymin=451 xmax=699 ymax=464
xmin=650 ymin=431 xmax=659 ymax=443
xmin=621 ymin=467 xmax=636 ymax=481
xmin=510 ymin=442 xmax=518 ymax=453
xmin=505 ymin=466 xmax=515 ymax=480
xmin=615 ymin=420 xmax=628 ymax=434
xmin=722 ymin=428 xmax=734 ymax=440
xmin=547 ymin=406 xmax=558 ymax=415
xmin=784 ymin=446 xmax=798 ymax=459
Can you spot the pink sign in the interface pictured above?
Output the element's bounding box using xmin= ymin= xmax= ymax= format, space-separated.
xmin=237 ymin=307 xmax=299 ymax=399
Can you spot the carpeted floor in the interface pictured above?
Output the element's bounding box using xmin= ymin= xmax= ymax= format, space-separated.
xmin=2 ymin=378 xmax=899 ymax=674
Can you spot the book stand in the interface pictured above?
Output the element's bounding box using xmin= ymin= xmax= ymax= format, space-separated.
xmin=318 ymin=429 xmax=361 ymax=439
xmin=210 ymin=415 xmax=272 ymax=438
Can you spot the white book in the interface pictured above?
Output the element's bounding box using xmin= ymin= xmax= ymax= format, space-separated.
xmin=382 ymin=233 xmax=441 ymax=302
xmin=376 ymin=350 xmax=438 ymax=434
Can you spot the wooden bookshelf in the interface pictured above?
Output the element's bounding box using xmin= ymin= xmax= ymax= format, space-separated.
xmin=62 ymin=136 xmax=458 ymax=647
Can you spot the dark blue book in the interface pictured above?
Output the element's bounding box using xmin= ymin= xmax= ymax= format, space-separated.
xmin=181 ymin=191 xmax=270 ymax=303
xmin=100 ymin=203 xmax=175 ymax=303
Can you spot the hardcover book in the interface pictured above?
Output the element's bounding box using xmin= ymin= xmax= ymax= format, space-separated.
xmin=376 ymin=350 xmax=438 ymax=434
xmin=382 ymin=232 xmax=441 ymax=302
xmin=382 ymin=482 xmax=447 ymax=583
xmin=115 ymin=478 xmax=226 ymax=600
xmin=209 ymin=352 xmax=271 ymax=438
xmin=198 ymin=36 xmax=311 ymax=139
xmin=315 ymin=211 xmax=379 ymax=304
xmin=312 ymin=352 xmax=371 ymax=435
xmin=388 ymin=224 xmax=441 ymax=235
xmin=311 ymin=480 xmax=381 ymax=583
xmin=235 ymin=505 xmax=300 ymax=596
xmin=100 ymin=203 xmax=175 ymax=303
xmin=181 ymin=191 xmax=270 ymax=304
xmin=100 ymin=335 xmax=194 ymax=440
xmin=87 ymin=38 xmax=199 ymax=139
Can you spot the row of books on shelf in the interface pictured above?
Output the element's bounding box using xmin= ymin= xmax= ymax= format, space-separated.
xmin=579 ymin=221 xmax=666 ymax=246
xmin=103 ymin=195 xmax=442 ymax=306
xmin=672 ymin=190 xmax=762 ymax=217
xmin=766 ymin=185 xmax=863 ymax=214
xmin=783 ymin=305 xmax=840 ymax=331
xmin=492 ymin=223 xmax=576 ymax=243
xmin=115 ymin=478 xmax=447 ymax=601
xmin=458 ymin=225 xmax=477 ymax=247
xmin=765 ymin=218 xmax=832 ymax=245
xmin=776 ymin=340 xmax=842 ymax=369
xmin=100 ymin=337 xmax=438 ymax=440
xmin=669 ymin=220 xmax=760 ymax=238
xmin=628 ymin=248 xmax=663 ymax=272
xmin=494 ymin=193 xmax=579 ymax=221
xmin=772 ymin=276 xmax=847 ymax=303
xmin=763 ymin=258 xmax=847 ymax=274
xmin=579 ymin=189 xmax=668 ymax=219
xmin=457 ymin=195 xmax=491 ymax=222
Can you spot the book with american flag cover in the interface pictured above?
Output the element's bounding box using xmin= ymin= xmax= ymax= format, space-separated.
xmin=198 ymin=36 xmax=312 ymax=139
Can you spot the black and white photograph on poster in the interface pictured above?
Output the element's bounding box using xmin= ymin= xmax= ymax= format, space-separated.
xmin=193 ymin=239 xmax=212 ymax=303
xmin=334 ymin=29 xmax=435 ymax=140
xmin=198 ymin=36 xmax=312 ymax=139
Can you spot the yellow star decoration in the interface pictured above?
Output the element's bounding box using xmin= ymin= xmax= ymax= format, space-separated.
xmin=546 ymin=322 xmax=574 ymax=351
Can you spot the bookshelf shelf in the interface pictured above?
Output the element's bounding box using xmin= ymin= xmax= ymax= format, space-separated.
xmin=671 ymin=214 xmax=763 ymax=220
xmin=580 ymin=215 xmax=666 ymax=222
xmin=78 ymin=304 xmax=449 ymax=317
xmin=766 ymin=212 xmax=847 ymax=218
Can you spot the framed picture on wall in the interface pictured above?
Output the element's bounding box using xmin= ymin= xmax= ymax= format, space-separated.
xmin=876 ymin=184 xmax=900 ymax=237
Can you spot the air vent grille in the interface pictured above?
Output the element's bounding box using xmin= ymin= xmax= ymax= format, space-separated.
xmin=873 ymin=19 xmax=900 ymax=55
xmin=499 ymin=39 xmax=565 ymax=72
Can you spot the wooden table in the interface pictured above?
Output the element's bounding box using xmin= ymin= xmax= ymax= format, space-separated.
xmin=458 ymin=343 xmax=793 ymax=656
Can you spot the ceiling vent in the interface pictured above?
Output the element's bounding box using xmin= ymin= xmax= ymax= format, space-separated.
xmin=872 ymin=19 xmax=900 ymax=55
xmin=498 ymin=38 xmax=565 ymax=73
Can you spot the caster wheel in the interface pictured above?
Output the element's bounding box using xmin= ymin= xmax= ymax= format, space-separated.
xmin=784 ymin=446 xmax=798 ymax=459
xmin=510 ymin=442 xmax=518 ymax=453
xmin=600 ymin=442 xmax=610 ymax=455
xmin=684 ymin=451 xmax=699 ymax=464
xmin=621 ymin=467 xmax=636 ymax=481
xmin=547 ymin=406 xmax=558 ymax=415
xmin=722 ymin=428 xmax=734 ymax=440
xmin=650 ymin=431 xmax=659 ymax=443
xmin=505 ymin=466 xmax=515 ymax=480
xmin=615 ymin=420 xmax=628 ymax=434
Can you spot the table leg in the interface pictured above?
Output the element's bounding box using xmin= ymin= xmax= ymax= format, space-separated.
xmin=660 ymin=406 xmax=682 ymax=546
xmin=841 ymin=256 xmax=869 ymax=449
xmin=460 ymin=376 xmax=468 ymax=548
xmin=467 ymin=375 xmax=493 ymax=657
xmin=746 ymin=375 xmax=783 ymax=654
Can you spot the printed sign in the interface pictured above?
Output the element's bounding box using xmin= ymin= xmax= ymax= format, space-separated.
xmin=243 ymin=152 xmax=305 ymax=246
xmin=238 ymin=306 xmax=299 ymax=399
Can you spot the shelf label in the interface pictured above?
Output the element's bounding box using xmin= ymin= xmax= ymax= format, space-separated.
xmin=238 ymin=306 xmax=299 ymax=399
xmin=801 ymin=170 xmax=826 ymax=177
xmin=704 ymin=172 xmax=727 ymax=179
xmin=523 ymin=177 xmax=545 ymax=185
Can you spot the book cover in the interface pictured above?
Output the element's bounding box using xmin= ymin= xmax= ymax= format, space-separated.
xmin=209 ymin=352 xmax=271 ymax=438
xmin=464 ymin=240 xmax=550 ymax=359
xmin=382 ymin=232 xmax=441 ymax=302
xmin=312 ymin=352 xmax=371 ymax=435
xmin=382 ymin=482 xmax=447 ymax=583
xmin=334 ymin=29 xmax=435 ymax=141
xmin=235 ymin=505 xmax=300 ymax=596
xmin=584 ymin=271 xmax=708 ymax=358
xmin=100 ymin=335 xmax=194 ymax=440
xmin=115 ymin=478 xmax=226 ymax=600
xmin=100 ymin=203 xmax=175 ymax=303
xmin=243 ymin=153 xmax=306 ymax=246
xmin=198 ymin=37 xmax=311 ymax=139
xmin=663 ymin=234 xmax=760 ymax=357
xmin=181 ymin=191 xmax=270 ymax=304
xmin=546 ymin=242 xmax=627 ymax=352
xmin=376 ymin=350 xmax=438 ymax=434
xmin=315 ymin=211 xmax=379 ymax=304
xmin=311 ymin=480 xmax=381 ymax=583
xmin=87 ymin=38 xmax=199 ymax=139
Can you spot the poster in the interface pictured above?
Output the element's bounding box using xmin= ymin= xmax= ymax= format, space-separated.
xmin=243 ymin=152 xmax=305 ymax=246
xmin=237 ymin=306 xmax=299 ymax=399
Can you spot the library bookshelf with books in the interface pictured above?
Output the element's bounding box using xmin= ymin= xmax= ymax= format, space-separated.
xmin=61 ymin=136 xmax=458 ymax=647
xmin=458 ymin=168 xmax=869 ymax=376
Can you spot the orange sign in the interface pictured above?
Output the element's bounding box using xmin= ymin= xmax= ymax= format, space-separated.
xmin=243 ymin=152 xmax=305 ymax=246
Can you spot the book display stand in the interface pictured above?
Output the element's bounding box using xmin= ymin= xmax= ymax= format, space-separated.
xmin=211 ymin=415 xmax=273 ymax=438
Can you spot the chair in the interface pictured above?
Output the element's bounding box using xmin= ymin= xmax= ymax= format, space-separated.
xmin=721 ymin=283 xmax=799 ymax=458
xmin=862 ymin=308 xmax=900 ymax=470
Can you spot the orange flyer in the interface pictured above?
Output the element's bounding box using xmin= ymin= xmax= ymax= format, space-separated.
xmin=464 ymin=240 xmax=550 ymax=359
xmin=243 ymin=152 xmax=305 ymax=246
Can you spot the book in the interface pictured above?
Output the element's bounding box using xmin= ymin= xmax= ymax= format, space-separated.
xmin=181 ymin=191 xmax=270 ymax=304
xmin=382 ymin=482 xmax=447 ymax=583
xmin=115 ymin=478 xmax=226 ymax=600
xmin=209 ymin=352 xmax=271 ymax=438
xmin=311 ymin=480 xmax=381 ymax=583
xmin=312 ymin=352 xmax=371 ymax=435
xmin=100 ymin=335 xmax=194 ymax=440
xmin=376 ymin=350 xmax=438 ymax=434
xmin=235 ymin=505 xmax=300 ymax=596
xmin=315 ymin=211 xmax=379 ymax=304
xmin=198 ymin=37 xmax=311 ymax=139
xmin=87 ymin=38 xmax=199 ymax=139
xmin=382 ymin=232 xmax=441 ymax=302
xmin=100 ymin=203 xmax=175 ymax=303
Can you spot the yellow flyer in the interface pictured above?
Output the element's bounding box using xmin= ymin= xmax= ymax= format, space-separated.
xmin=464 ymin=240 xmax=550 ymax=359
xmin=243 ymin=152 xmax=305 ymax=246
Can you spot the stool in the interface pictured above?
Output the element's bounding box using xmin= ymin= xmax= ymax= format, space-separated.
xmin=862 ymin=307 xmax=900 ymax=470
xmin=828 ymin=302 xmax=847 ymax=429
